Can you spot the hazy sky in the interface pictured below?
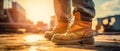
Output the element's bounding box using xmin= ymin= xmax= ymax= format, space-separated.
xmin=94 ymin=0 xmax=120 ymax=17
xmin=15 ymin=0 xmax=120 ymax=24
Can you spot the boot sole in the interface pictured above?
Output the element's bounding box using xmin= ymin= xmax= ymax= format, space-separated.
xmin=51 ymin=36 xmax=94 ymax=45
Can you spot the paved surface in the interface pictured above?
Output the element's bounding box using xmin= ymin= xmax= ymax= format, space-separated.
xmin=0 ymin=33 xmax=120 ymax=51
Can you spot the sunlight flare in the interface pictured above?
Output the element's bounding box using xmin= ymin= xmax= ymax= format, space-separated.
xmin=24 ymin=34 xmax=47 ymax=42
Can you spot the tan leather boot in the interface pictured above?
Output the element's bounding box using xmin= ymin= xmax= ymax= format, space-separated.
xmin=51 ymin=12 xmax=94 ymax=45
xmin=44 ymin=16 xmax=69 ymax=40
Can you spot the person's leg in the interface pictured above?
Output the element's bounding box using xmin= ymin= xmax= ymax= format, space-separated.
xmin=51 ymin=0 xmax=95 ymax=45
xmin=44 ymin=0 xmax=71 ymax=40
xmin=72 ymin=0 xmax=95 ymax=44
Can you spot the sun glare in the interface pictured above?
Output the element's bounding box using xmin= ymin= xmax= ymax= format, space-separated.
xmin=24 ymin=0 xmax=55 ymax=25
xmin=24 ymin=34 xmax=47 ymax=42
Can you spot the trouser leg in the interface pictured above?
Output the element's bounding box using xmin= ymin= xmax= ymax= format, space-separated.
xmin=73 ymin=0 xmax=95 ymax=22
xmin=54 ymin=0 xmax=71 ymax=20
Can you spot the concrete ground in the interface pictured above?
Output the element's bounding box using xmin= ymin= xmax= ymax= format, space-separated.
xmin=0 ymin=33 xmax=120 ymax=51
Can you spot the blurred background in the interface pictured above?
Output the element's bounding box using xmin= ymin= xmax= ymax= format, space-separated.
xmin=0 ymin=0 xmax=120 ymax=51
xmin=1 ymin=0 xmax=120 ymax=33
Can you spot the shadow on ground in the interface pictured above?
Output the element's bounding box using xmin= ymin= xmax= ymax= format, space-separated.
xmin=56 ymin=41 xmax=120 ymax=51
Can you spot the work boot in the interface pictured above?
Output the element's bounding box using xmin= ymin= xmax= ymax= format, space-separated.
xmin=51 ymin=12 xmax=94 ymax=45
xmin=44 ymin=16 xmax=69 ymax=40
